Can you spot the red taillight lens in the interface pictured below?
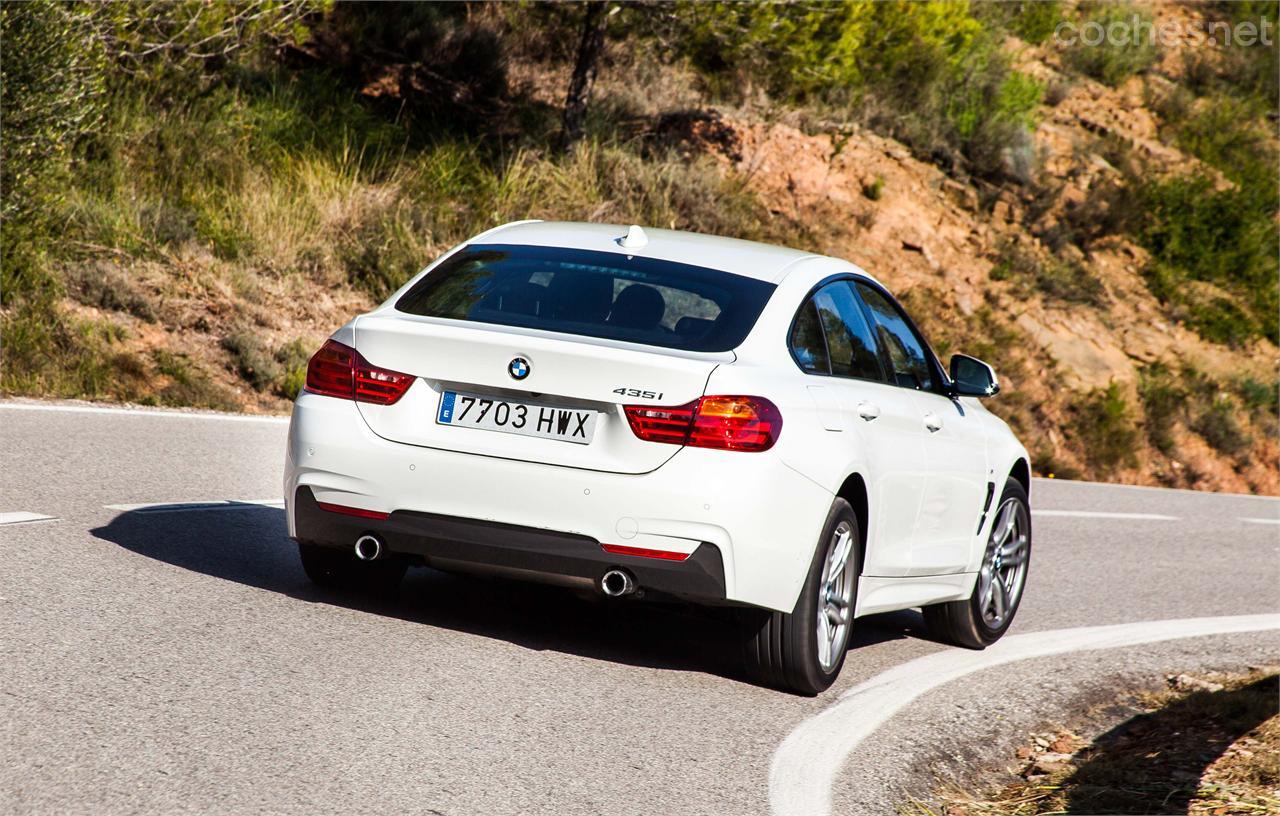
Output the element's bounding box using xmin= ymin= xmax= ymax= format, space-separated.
xmin=623 ymin=401 xmax=698 ymax=445
xmin=689 ymin=395 xmax=782 ymax=451
xmin=624 ymin=395 xmax=782 ymax=452
xmin=353 ymin=362 xmax=414 ymax=405
xmin=305 ymin=340 xmax=356 ymax=399
xmin=304 ymin=339 xmax=414 ymax=405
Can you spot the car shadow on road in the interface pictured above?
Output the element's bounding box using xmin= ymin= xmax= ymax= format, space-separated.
xmin=92 ymin=504 xmax=924 ymax=686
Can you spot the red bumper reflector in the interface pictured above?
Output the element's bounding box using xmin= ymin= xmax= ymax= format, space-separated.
xmin=316 ymin=501 xmax=390 ymax=521
xmin=601 ymin=543 xmax=691 ymax=561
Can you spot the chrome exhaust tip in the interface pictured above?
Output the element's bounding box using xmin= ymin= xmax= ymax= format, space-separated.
xmin=354 ymin=534 xmax=384 ymax=561
xmin=600 ymin=568 xmax=637 ymax=597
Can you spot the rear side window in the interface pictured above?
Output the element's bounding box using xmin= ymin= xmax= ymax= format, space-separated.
xmin=789 ymin=300 xmax=830 ymax=374
xmin=789 ymin=282 xmax=883 ymax=381
xmin=395 ymin=244 xmax=775 ymax=353
xmin=855 ymin=282 xmax=936 ymax=391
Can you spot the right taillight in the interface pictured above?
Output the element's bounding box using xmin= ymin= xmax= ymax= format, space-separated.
xmin=304 ymin=339 xmax=414 ymax=405
xmin=624 ymin=395 xmax=782 ymax=452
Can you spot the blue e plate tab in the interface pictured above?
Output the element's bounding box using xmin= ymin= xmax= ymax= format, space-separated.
xmin=438 ymin=391 xmax=457 ymax=423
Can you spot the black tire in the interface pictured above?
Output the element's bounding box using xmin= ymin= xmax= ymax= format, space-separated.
xmin=298 ymin=542 xmax=407 ymax=593
xmin=923 ymin=478 xmax=1031 ymax=649
xmin=741 ymin=498 xmax=860 ymax=696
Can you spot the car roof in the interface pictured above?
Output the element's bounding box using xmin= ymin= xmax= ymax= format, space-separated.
xmin=476 ymin=221 xmax=820 ymax=284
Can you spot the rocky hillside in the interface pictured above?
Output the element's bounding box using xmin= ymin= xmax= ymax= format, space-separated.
xmin=2 ymin=1 xmax=1276 ymax=493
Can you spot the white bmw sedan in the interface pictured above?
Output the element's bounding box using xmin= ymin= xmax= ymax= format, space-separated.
xmin=284 ymin=221 xmax=1032 ymax=694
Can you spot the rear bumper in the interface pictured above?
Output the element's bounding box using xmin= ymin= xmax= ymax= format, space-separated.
xmin=284 ymin=392 xmax=834 ymax=611
xmin=293 ymin=486 xmax=727 ymax=602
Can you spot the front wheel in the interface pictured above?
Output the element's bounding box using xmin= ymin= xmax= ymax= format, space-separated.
xmin=741 ymin=498 xmax=860 ymax=696
xmin=923 ymin=478 xmax=1031 ymax=649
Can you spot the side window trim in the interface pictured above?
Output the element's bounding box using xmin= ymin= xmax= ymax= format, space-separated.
xmin=811 ymin=298 xmax=834 ymax=376
xmin=851 ymin=278 xmax=950 ymax=395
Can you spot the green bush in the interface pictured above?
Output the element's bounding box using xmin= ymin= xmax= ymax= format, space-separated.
xmin=975 ymin=0 xmax=1064 ymax=46
xmin=0 ymin=298 xmax=150 ymax=402
xmin=1136 ymin=175 xmax=1277 ymax=345
xmin=1170 ymin=97 xmax=1271 ymax=181
xmin=1133 ymin=46 xmax=1277 ymax=347
xmin=1191 ymin=395 xmax=1251 ymax=456
xmin=214 ymin=331 xmax=313 ymax=400
xmin=1138 ymin=364 xmax=1182 ymax=455
xmin=675 ymin=1 xmax=874 ymax=101
xmin=1138 ymin=364 xmax=1266 ymax=460
xmin=1031 ymin=446 xmax=1083 ymax=481
xmin=1147 ymin=6 xmax=1276 ymax=349
xmin=990 ymin=240 xmax=1107 ymax=306
xmin=0 ymin=1 xmax=107 ymax=221
xmin=1183 ymin=293 xmax=1262 ymax=348
xmin=151 ymin=350 xmax=238 ymax=411
xmin=221 ymin=327 xmax=280 ymax=392
xmin=1009 ymin=1 xmax=1063 ymax=44
xmin=1202 ymin=0 xmax=1279 ymax=106
xmin=65 ymin=262 xmax=156 ymax=321
xmin=1236 ymin=376 xmax=1278 ymax=417
xmin=1060 ymin=3 xmax=1160 ymax=86
xmin=862 ymin=175 xmax=885 ymax=201
xmin=274 ymin=339 xmax=313 ymax=400
xmin=673 ymin=1 xmax=1042 ymax=180
xmin=1072 ymin=383 xmax=1139 ymax=473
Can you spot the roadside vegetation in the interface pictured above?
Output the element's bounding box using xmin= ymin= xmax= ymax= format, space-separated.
xmin=905 ymin=668 xmax=1280 ymax=815
xmin=1 ymin=1 xmax=1276 ymax=491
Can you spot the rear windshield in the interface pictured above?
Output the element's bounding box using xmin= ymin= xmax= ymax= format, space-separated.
xmin=394 ymin=243 xmax=775 ymax=353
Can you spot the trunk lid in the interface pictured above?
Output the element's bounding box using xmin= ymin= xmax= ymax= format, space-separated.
xmin=352 ymin=313 xmax=724 ymax=474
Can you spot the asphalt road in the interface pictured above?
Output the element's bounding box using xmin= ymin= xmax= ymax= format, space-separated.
xmin=2 ymin=400 xmax=1277 ymax=815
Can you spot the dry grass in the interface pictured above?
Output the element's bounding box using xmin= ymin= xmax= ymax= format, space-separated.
xmin=4 ymin=64 xmax=809 ymax=412
xmin=906 ymin=669 xmax=1280 ymax=816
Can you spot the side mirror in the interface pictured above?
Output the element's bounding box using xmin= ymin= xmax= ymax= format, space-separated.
xmin=949 ymin=354 xmax=1000 ymax=398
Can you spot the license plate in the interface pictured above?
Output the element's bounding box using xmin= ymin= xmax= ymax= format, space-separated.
xmin=437 ymin=390 xmax=598 ymax=445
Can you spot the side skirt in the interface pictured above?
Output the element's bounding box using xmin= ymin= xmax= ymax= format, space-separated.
xmin=854 ymin=572 xmax=977 ymax=618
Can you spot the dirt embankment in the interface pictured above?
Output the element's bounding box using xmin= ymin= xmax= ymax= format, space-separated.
xmin=658 ymin=13 xmax=1276 ymax=495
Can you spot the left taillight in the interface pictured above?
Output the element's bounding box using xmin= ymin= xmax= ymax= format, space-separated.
xmin=624 ymin=395 xmax=782 ymax=452
xmin=303 ymin=339 xmax=414 ymax=405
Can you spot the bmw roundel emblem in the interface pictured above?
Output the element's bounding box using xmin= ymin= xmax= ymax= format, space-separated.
xmin=508 ymin=357 xmax=531 ymax=380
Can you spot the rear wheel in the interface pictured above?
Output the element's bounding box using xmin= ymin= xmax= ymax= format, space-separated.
xmin=923 ymin=478 xmax=1031 ymax=649
xmin=298 ymin=542 xmax=407 ymax=593
xmin=741 ymin=499 xmax=859 ymax=696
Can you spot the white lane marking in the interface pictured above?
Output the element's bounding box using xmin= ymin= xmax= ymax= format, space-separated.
xmin=1032 ymin=510 xmax=1177 ymax=520
xmin=1241 ymin=517 xmax=1280 ymax=525
xmin=0 ymin=512 xmax=58 ymax=526
xmin=0 ymin=401 xmax=288 ymax=425
xmin=770 ymin=613 xmax=1280 ymax=816
xmin=104 ymin=499 xmax=283 ymax=513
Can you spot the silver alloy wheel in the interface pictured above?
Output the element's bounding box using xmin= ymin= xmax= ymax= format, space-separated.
xmin=816 ymin=520 xmax=856 ymax=671
xmin=977 ymin=497 xmax=1030 ymax=628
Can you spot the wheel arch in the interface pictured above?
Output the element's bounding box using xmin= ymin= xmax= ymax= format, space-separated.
xmin=1008 ymin=457 xmax=1031 ymax=499
xmin=834 ymin=471 xmax=869 ymax=576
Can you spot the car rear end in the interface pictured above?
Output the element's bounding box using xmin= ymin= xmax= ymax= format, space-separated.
xmin=284 ymin=225 xmax=834 ymax=612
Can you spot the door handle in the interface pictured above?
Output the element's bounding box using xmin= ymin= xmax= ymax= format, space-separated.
xmin=924 ymin=412 xmax=943 ymax=432
xmin=856 ymin=402 xmax=881 ymax=421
